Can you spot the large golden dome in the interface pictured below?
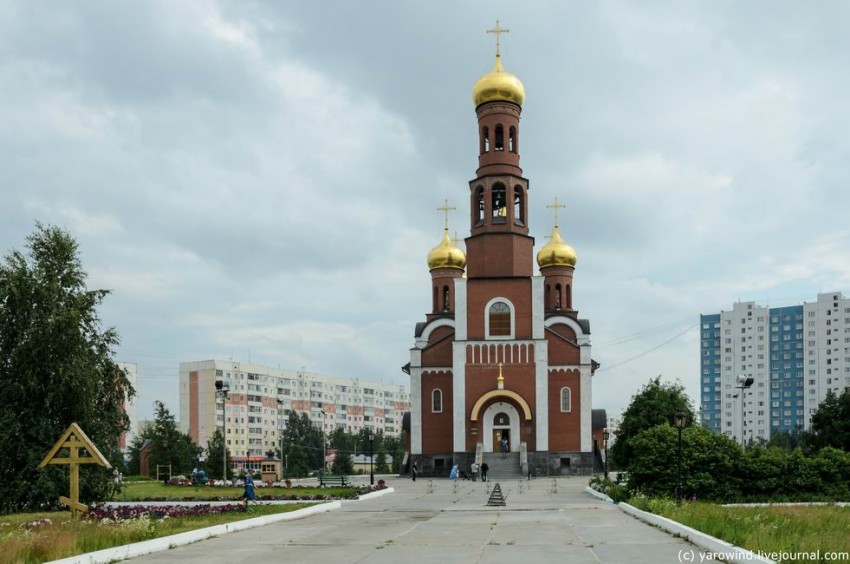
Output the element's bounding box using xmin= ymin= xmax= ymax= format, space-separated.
xmin=472 ymin=55 xmax=525 ymax=108
xmin=427 ymin=230 xmax=467 ymax=271
xmin=537 ymin=226 xmax=577 ymax=269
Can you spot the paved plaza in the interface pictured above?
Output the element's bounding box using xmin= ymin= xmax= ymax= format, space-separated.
xmin=130 ymin=477 xmax=707 ymax=563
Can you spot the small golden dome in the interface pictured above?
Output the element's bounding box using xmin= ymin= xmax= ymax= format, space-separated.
xmin=472 ymin=55 xmax=525 ymax=108
xmin=427 ymin=229 xmax=467 ymax=271
xmin=537 ymin=226 xmax=577 ymax=269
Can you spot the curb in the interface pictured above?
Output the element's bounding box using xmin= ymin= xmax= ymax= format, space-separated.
xmin=350 ymin=487 xmax=395 ymax=502
xmin=583 ymin=486 xmax=614 ymax=503
xmin=619 ymin=503 xmax=774 ymax=564
xmin=49 ymin=501 xmax=341 ymax=564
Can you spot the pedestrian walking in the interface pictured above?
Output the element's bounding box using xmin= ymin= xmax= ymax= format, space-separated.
xmin=471 ymin=462 xmax=478 ymax=482
xmin=501 ymin=436 xmax=508 ymax=458
xmin=481 ymin=462 xmax=489 ymax=482
xmin=450 ymin=464 xmax=458 ymax=481
xmin=412 ymin=463 xmax=417 ymax=482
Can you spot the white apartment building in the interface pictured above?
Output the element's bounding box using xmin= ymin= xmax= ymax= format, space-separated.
xmin=701 ymin=292 xmax=850 ymax=442
xmin=803 ymin=292 xmax=850 ymax=422
xmin=178 ymin=360 xmax=410 ymax=470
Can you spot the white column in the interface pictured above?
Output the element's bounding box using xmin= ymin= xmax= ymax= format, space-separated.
xmin=535 ymin=341 xmax=549 ymax=451
xmin=409 ymin=349 xmax=422 ymax=454
xmin=580 ymin=365 xmax=592 ymax=452
xmin=452 ymin=342 xmax=466 ymax=452
xmin=454 ymin=278 xmax=467 ymax=340
xmin=531 ymin=277 xmax=545 ymax=340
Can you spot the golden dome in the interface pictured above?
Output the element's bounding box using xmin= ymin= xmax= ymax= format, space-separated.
xmin=427 ymin=229 xmax=467 ymax=271
xmin=472 ymin=55 xmax=525 ymax=108
xmin=537 ymin=226 xmax=577 ymax=269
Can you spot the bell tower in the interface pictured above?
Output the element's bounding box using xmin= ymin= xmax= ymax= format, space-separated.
xmin=466 ymin=22 xmax=533 ymax=278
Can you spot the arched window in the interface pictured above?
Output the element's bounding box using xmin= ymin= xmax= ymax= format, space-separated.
xmin=565 ymin=283 xmax=572 ymax=309
xmin=481 ymin=126 xmax=490 ymax=153
xmin=554 ymin=283 xmax=562 ymax=310
xmin=494 ymin=124 xmax=504 ymax=151
xmin=545 ymin=284 xmax=551 ymax=309
xmin=443 ymin=285 xmax=450 ymax=312
xmin=560 ymin=387 xmax=572 ymax=413
xmin=432 ymin=389 xmax=443 ymax=413
xmin=475 ymin=186 xmax=485 ymax=225
xmin=513 ymin=186 xmax=524 ymax=225
xmin=509 ymin=126 xmax=516 ymax=153
xmin=492 ymin=184 xmax=506 ymax=222
xmin=433 ymin=286 xmax=438 ymax=312
xmin=488 ymin=301 xmax=511 ymax=337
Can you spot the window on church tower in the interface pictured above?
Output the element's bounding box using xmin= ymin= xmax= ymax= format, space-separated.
xmin=494 ymin=124 xmax=504 ymax=151
xmin=492 ymin=184 xmax=507 ymax=223
xmin=489 ymin=302 xmax=511 ymax=336
xmin=509 ymin=126 xmax=516 ymax=153
xmin=560 ymin=387 xmax=572 ymax=413
xmin=481 ymin=126 xmax=489 ymax=153
xmin=443 ymin=286 xmax=450 ymax=312
xmin=475 ymin=186 xmax=485 ymax=225
xmin=513 ymin=186 xmax=524 ymax=226
xmin=432 ymin=389 xmax=443 ymax=413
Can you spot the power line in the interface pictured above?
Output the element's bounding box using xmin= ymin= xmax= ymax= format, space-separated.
xmin=596 ymin=321 xmax=699 ymax=373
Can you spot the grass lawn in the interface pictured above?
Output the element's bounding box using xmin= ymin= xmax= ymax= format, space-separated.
xmin=120 ymin=481 xmax=360 ymax=500
xmin=632 ymin=498 xmax=850 ymax=562
xmin=0 ymin=503 xmax=313 ymax=564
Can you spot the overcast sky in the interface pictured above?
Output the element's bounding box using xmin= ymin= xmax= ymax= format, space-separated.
xmin=3 ymin=1 xmax=849 ymax=422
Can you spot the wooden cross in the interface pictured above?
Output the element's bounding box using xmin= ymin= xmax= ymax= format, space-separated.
xmin=437 ymin=199 xmax=456 ymax=230
xmin=38 ymin=423 xmax=111 ymax=516
xmin=487 ymin=20 xmax=510 ymax=57
xmin=546 ymin=196 xmax=566 ymax=228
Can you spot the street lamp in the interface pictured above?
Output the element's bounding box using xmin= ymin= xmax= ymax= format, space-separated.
xmin=602 ymin=429 xmax=610 ymax=480
xmin=367 ymin=427 xmax=374 ymax=486
xmin=215 ymin=379 xmax=231 ymax=483
xmin=277 ymin=399 xmax=286 ymax=479
xmin=320 ymin=408 xmax=327 ymax=474
xmin=735 ymin=375 xmax=755 ymax=445
xmin=673 ymin=411 xmax=688 ymax=503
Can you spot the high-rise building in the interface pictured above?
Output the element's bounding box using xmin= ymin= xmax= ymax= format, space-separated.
xmin=406 ymin=35 xmax=597 ymax=477
xmin=700 ymin=292 xmax=850 ymax=441
xmin=179 ymin=360 xmax=409 ymax=472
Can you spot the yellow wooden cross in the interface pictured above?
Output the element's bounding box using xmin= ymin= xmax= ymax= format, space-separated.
xmin=486 ymin=20 xmax=510 ymax=57
xmin=38 ymin=423 xmax=111 ymax=516
xmin=437 ymin=199 xmax=456 ymax=230
xmin=546 ymin=196 xmax=566 ymax=228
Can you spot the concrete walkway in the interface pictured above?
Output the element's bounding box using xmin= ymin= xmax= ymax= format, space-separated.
xmin=129 ymin=477 xmax=707 ymax=563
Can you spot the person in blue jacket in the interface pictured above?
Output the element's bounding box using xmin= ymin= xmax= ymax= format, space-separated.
xmin=449 ymin=464 xmax=458 ymax=481
xmin=243 ymin=473 xmax=256 ymax=501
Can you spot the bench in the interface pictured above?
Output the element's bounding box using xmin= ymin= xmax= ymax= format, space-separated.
xmin=318 ymin=474 xmax=350 ymax=487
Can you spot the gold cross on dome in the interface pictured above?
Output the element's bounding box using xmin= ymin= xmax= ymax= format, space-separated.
xmin=452 ymin=230 xmax=461 ymax=245
xmin=546 ymin=196 xmax=566 ymax=228
xmin=486 ymin=20 xmax=510 ymax=57
xmin=437 ymin=199 xmax=456 ymax=230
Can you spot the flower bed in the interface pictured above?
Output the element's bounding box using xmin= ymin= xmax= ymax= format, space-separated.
xmin=86 ymin=503 xmax=248 ymax=521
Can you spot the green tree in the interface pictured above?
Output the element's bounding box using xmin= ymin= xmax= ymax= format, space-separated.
xmin=331 ymin=451 xmax=354 ymax=475
xmin=0 ymin=224 xmax=133 ymax=512
xmin=147 ymin=401 xmax=199 ymax=478
xmin=375 ymin=444 xmax=389 ymax=473
xmin=282 ymin=412 xmax=323 ymax=477
xmin=628 ymin=424 xmax=742 ymax=501
xmin=805 ymin=390 xmax=850 ymax=452
xmin=611 ymin=376 xmax=694 ymax=469
xmin=203 ymin=429 xmax=233 ymax=480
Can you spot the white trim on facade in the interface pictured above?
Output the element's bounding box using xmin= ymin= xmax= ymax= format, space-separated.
xmin=452 ymin=342 xmax=467 ymax=452
xmin=455 ymin=278 xmax=468 ymax=340
xmin=544 ymin=315 xmax=589 ymax=344
xmin=531 ymin=277 xmax=545 ymax=339
xmin=580 ymin=365 xmax=592 ymax=452
xmin=535 ymin=339 xmax=549 ymax=451
xmin=415 ymin=318 xmax=456 ymax=349
xmin=410 ymin=367 xmax=422 ymax=454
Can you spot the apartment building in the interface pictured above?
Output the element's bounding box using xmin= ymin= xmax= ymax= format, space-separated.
xmin=178 ymin=360 xmax=410 ymax=471
xmin=700 ymin=292 xmax=850 ymax=441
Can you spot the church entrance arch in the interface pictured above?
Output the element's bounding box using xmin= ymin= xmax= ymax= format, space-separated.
xmin=482 ymin=402 xmax=520 ymax=453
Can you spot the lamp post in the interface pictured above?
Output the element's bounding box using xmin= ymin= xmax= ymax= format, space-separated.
xmin=215 ymin=379 xmax=231 ymax=483
xmin=735 ymin=375 xmax=755 ymax=445
xmin=602 ymin=429 xmax=610 ymax=480
xmin=367 ymin=427 xmax=374 ymax=486
xmin=320 ymin=409 xmax=327 ymax=474
xmin=673 ymin=411 xmax=688 ymax=503
xmin=277 ymin=399 xmax=286 ymax=480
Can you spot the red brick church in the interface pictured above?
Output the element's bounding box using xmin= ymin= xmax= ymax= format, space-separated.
xmin=404 ymin=33 xmax=599 ymax=477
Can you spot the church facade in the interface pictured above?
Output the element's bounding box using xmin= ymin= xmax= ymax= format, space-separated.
xmin=405 ymin=44 xmax=598 ymax=477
